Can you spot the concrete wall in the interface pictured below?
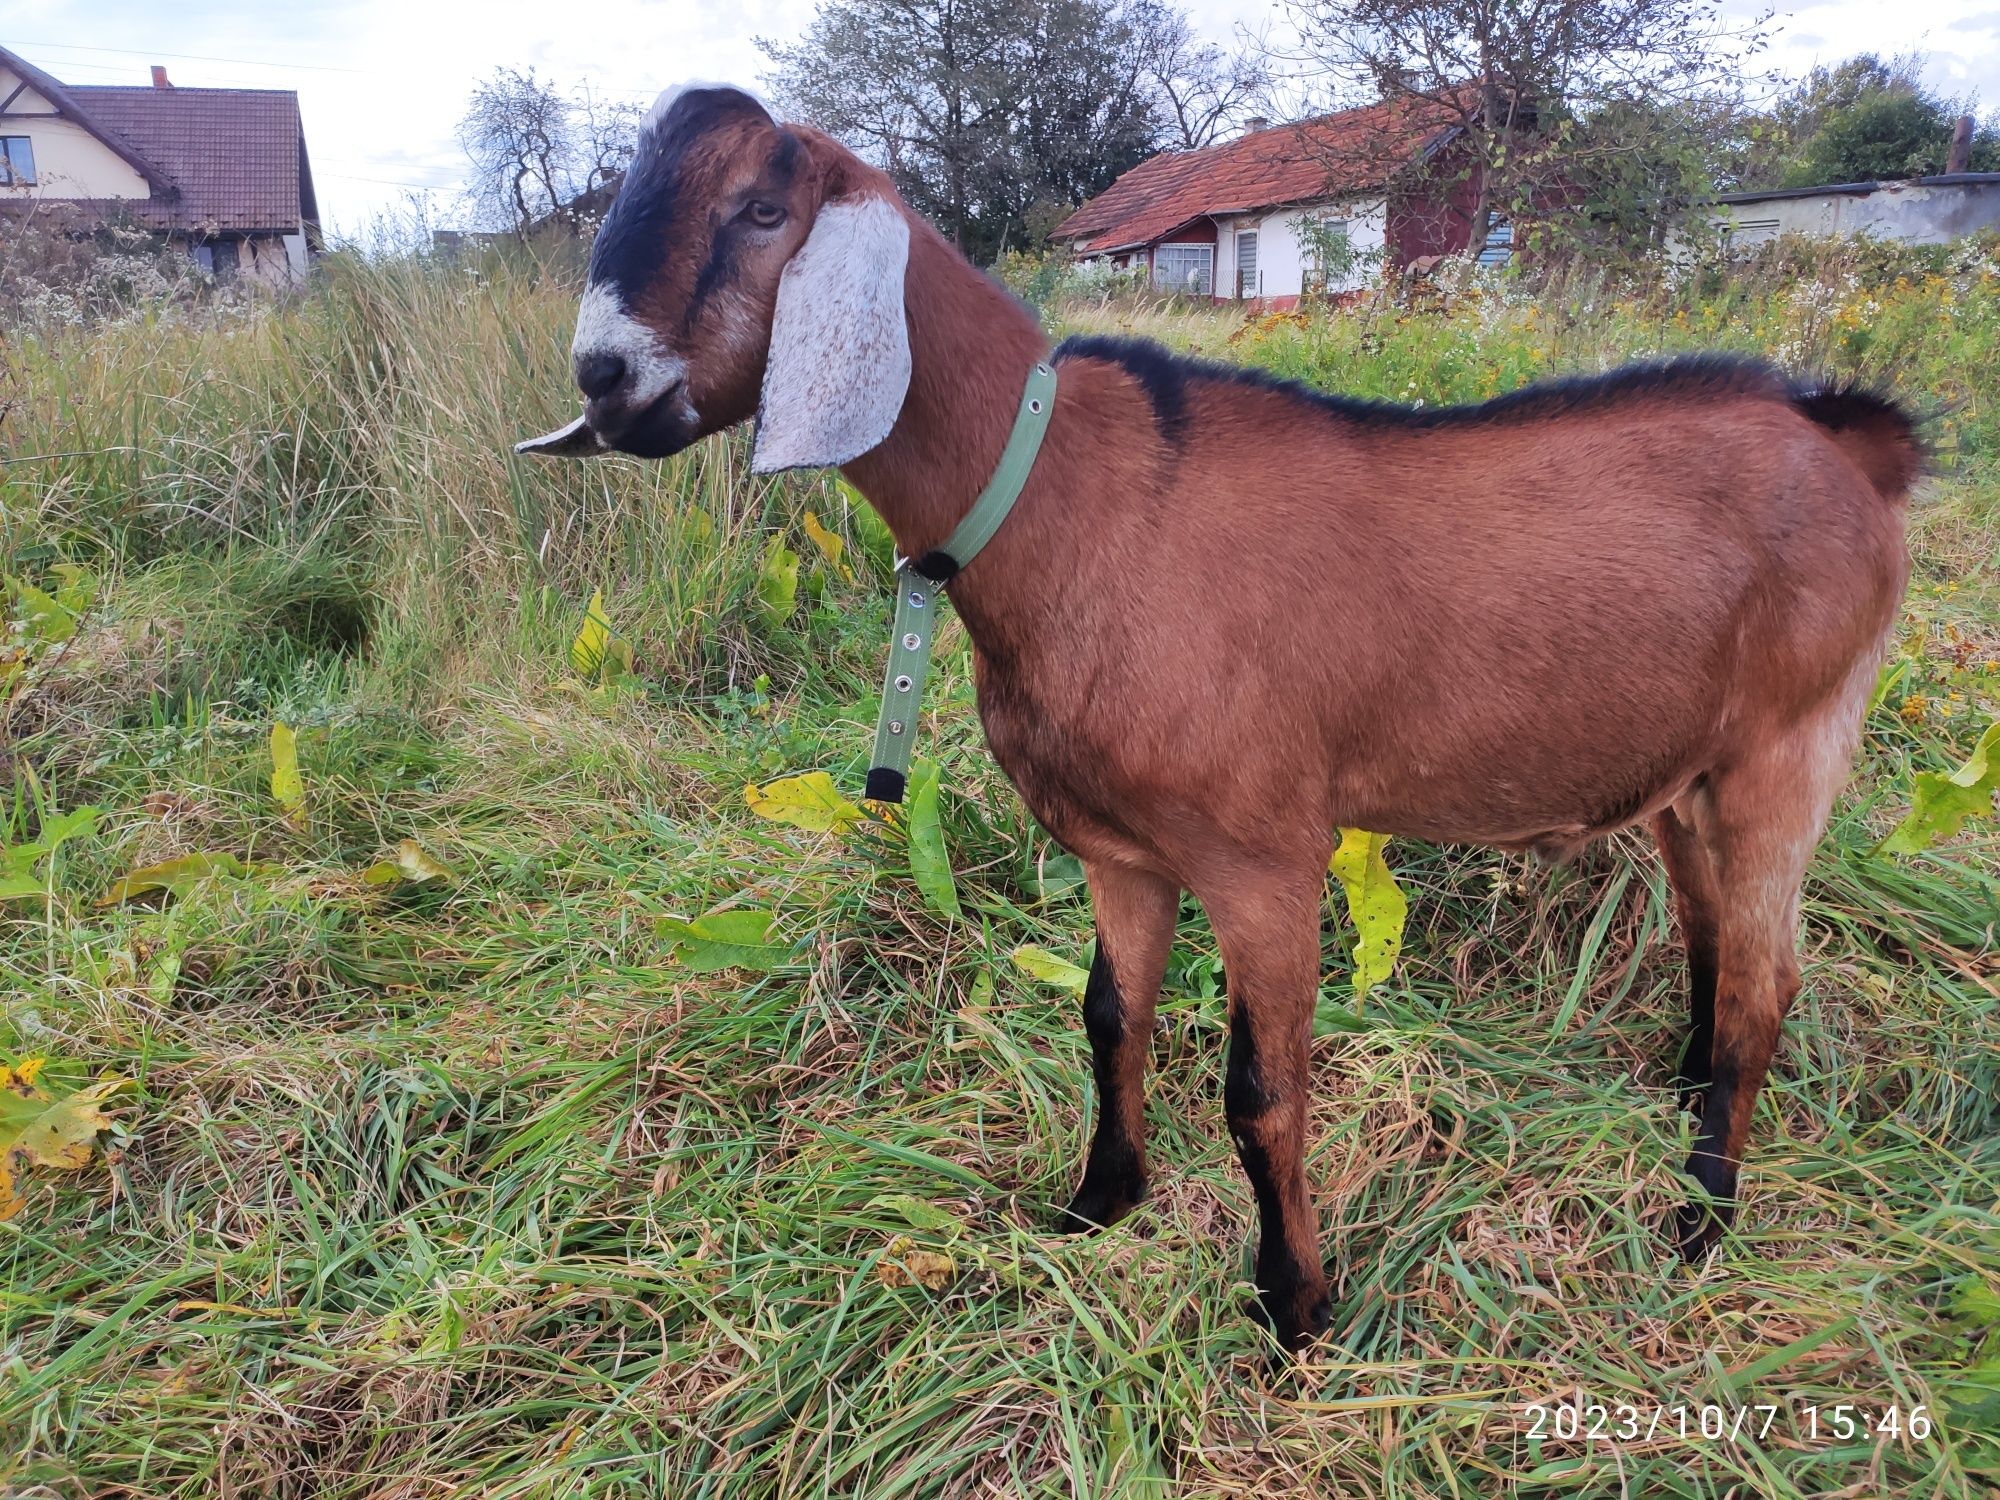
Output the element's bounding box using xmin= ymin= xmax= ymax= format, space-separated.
xmin=0 ymin=66 xmax=153 ymax=200
xmin=1717 ymin=180 xmax=2000 ymax=249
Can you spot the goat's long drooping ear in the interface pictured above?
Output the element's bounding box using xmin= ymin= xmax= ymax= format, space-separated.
xmin=751 ymin=195 xmax=911 ymax=473
xmin=515 ymin=413 xmax=609 ymax=458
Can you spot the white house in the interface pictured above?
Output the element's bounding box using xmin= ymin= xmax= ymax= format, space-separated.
xmin=0 ymin=45 xmax=319 ymax=285
xmin=1055 ymin=95 xmax=1499 ymax=305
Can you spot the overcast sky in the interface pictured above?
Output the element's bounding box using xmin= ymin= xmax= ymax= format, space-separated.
xmin=2 ymin=0 xmax=1993 ymax=237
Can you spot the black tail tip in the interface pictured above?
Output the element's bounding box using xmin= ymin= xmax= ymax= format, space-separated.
xmin=864 ymin=767 xmax=907 ymax=804
xmin=1792 ymin=382 xmax=1924 ymax=500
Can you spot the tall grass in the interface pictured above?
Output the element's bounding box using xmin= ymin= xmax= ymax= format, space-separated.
xmin=1 ymin=239 xmax=1996 ymax=1498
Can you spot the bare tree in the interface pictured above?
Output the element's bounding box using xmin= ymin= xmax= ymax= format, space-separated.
xmin=458 ymin=70 xmax=641 ymax=235
xmin=1270 ymin=0 xmax=1772 ymax=255
xmin=1132 ymin=0 xmax=1269 ymax=148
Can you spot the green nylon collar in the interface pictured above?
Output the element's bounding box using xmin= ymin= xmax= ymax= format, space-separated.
xmin=864 ymin=358 xmax=1057 ymax=803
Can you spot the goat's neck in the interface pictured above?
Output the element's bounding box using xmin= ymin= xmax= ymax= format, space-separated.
xmin=840 ymin=219 xmax=1048 ymax=564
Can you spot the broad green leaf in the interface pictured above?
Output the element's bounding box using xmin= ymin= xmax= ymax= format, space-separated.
xmin=270 ymin=722 xmax=304 ymax=822
xmin=1031 ymin=851 xmax=1086 ymax=904
xmin=0 ymin=872 xmax=47 ymax=902
xmin=98 ymin=852 xmax=247 ymax=906
xmin=1 ymin=805 xmax=97 ymax=894
xmin=1330 ymin=828 xmax=1407 ymax=998
xmin=838 ymin=480 xmax=897 ymax=577
xmin=657 ymin=908 xmax=792 ymax=971
xmin=33 ymin=806 xmax=97 ymax=856
xmin=1881 ymin=720 xmax=2000 ymax=854
xmin=570 ymin=588 xmax=633 ymax=681
xmin=8 ymin=578 xmax=75 ymax=644
xmin=867 ymin=1193 xmax=965 ymax=1236
xmin=905 ymin=759 xmax=961 ymax=919
xmin=745 ymin=772 xmax=862 ymax=833
xmin=49 ymin=562 xmax=96 ymax=616
xmin=1011 ymin=944 xmax=1090 ymax=994
xmin=802 ymin=510 xmax=855 ymax=584
xmin=755 ymin=539 xmax=799 ymax=628
xmin=1867 ymin=658 xmax=1909 ymax=713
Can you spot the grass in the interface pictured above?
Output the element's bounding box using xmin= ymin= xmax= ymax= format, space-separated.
xmin=2 ymin=238 xmax=1997 ymax=1497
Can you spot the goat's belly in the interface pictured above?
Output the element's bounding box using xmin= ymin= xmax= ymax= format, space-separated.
xmin=1329 ymin=723 xmax=1712 ymax=855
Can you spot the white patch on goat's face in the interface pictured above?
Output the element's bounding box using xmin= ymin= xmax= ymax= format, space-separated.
xmin=642 ymin=80 xmax=775 ymax=135
xmin=572 ymin=282 xmax=692 ymax=416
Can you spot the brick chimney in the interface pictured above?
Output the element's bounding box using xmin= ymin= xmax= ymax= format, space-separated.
xmin=1244 ymin=116 xmax=1270 ymax=135
xmin=151 ymin=65 xmax=172 ymax=89
xmin=1947 ymin=113 xmax=1974 ymax=175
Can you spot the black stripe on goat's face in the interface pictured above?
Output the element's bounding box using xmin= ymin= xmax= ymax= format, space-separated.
xmin=567 ymin=84 xmax=813 ymax=459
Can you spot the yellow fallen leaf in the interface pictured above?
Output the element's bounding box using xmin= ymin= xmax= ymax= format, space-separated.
xmin=1330 ymin=828 xmax=1407 ymax=999
xmin=876 ymin=1236 xmax=956 ymax=1290
xmin=1010 ymin=944 xmax=1090 ymax=994
xmin=802 ymin=510 xmax=855 ymax=584
xmin=0 ymin=1072 xmax=132 ymax=1221
xmin=270 ymin=722 xmax=304 ymax=824
xmin=744 ymin=772 xmax=862 ymax=833
xmin=571 ymin=588 xmax=633 ymax=681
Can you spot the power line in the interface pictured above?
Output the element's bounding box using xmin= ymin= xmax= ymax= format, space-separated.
xmin=7 ymin=38 xmax=368 ymax=74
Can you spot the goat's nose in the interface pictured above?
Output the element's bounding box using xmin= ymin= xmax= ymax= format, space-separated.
xmin=576 ymin=350 xmax=628 ymax=402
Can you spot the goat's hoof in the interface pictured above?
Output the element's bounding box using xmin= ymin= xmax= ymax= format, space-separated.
xmin=1251 ymin=1279 xmax=1332 ymax=1356
xmin=1673 ymin=1200 xmax=1730 ymax=1263
xmin=1055 ymin=1182 xmax=1144 ymax=1235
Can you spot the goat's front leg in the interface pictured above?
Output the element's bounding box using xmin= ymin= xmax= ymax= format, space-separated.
xmin=1201 ymin=871 xmax=1331 ymax=1354
xmin=1056 ymin=862 xmax=1178 ymax=1233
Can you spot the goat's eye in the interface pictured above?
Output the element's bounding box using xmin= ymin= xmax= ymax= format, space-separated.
xmin=743 ymin=201 xmax=786 ymax=228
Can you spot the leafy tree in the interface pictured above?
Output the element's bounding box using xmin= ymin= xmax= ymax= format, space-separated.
xmin=1271 ymin=0 xmax=1771 ymax=256
xmin=457 ymin=69 xmax=641 ymax=235
xmin=762 ymin=0 xmax=1261 ymax=261
xmin=1773 ymin=58 xmax=1998 ymax=186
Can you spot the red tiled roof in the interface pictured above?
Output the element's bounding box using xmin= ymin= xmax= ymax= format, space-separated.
xmin=1055 ymin=95 xmax=1463 ymax=253
xmin=69 ymin=84 xmax=316 ymax=233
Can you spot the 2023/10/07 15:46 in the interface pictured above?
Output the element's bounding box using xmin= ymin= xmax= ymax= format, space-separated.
xmin=1523 ymin=1400 xmax=1936 ymax=1444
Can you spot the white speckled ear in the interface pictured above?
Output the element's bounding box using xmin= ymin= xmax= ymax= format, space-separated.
xmin=751 ymin=196 xmax=911 ymax=473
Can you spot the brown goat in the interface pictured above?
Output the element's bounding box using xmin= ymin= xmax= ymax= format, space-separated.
xmin=519 ymin=84 xmax=1918 ymax=1353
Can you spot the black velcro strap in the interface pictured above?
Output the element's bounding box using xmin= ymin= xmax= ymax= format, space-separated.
xmin=864 ymin=766 xmax=907 ymax=804
xmin=909 ymin=551 xmax=960 ymax=583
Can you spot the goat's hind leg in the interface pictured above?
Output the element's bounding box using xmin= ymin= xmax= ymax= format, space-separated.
xmin=1673 ymin=714 xmax=1857 ymax=1260
xmin=1653 ymin=800 xmax=1720 ymax=1110
xmin=1058 ymin=862 xmax=1178 ymax=1233
xmin=1201 ymin=871 xmax=1331 ymax=1353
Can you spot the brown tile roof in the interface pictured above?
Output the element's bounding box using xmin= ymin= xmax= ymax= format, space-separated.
xmin=68 ymin=84 xmax=316 ymax=233
xmin=1056 ymin=95 xmax=1464 ymax=253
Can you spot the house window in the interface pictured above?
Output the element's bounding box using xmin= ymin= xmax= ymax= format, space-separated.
xmin=209 ymin=238 xmax=240 ymax=281
xmin=1725 ymin=216 xmax=1781 ymax=249
xmin=1235 ymin=230 xmax=1259 ymax=299
xmin=0 ymin=137 xmax=36 ymax=186
xmin=1478 ymin=219 xmax=1514 ymax=268
xmin=1152 ymin=242 xmax=1213 ymax=296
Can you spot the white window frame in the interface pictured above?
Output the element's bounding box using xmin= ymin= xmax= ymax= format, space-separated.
xmin=1234 ymin=229 xmax=1259 ymax=299
xmin=1152 ymin=242 xmax=1214 ymax=297
xmin=0 ymin=136 xmax=37 ymax=186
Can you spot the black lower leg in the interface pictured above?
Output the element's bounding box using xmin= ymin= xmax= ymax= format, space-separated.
xmin=1059 ymin=941 xmax=1146 ymax=1231
xmin=1226 ymin=1006 xmax=1328 ymax=1351
xmin=1676 ymin=1055 xmax=1739 ymax=1260
xmin=1675 ymin=948 xmax=1716 ymax=1110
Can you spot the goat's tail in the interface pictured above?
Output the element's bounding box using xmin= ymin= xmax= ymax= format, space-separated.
xmin=1792 ymin=384 xmax=1923 ymax=502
